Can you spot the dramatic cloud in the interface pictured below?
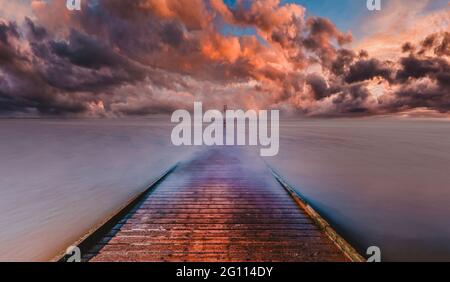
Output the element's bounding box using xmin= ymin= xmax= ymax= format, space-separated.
xmin=354 ymin=0 xmax=450 ymax=60
xmin=344 ymin=59 xmax=393 ymax=84
xmin=0 ymin=0 xmax=449 ymax=117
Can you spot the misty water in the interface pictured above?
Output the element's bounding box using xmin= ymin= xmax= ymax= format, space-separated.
xmin=1 ymin=117 xmax=449 ymax=261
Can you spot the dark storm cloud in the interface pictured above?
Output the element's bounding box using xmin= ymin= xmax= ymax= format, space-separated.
xmin=386 ymin=81 xmax=450 ymax=113
xmin=37 ymin=29 xmax=146 ymax=92
xmin=396 ymin=55 xmax=449 ymax=82
xmin=310 ymin=30 xmax=450 ymax=116
xmin=345 ymin=58 xmax=393 ymax=83
xmin=332 ymin=83 xmax=372 ymax=114
xmin=160 ymin=22 xmax=185 ymax=47
xmin=0 ymin=20 xmax=19 ymax=42
xmin=50 ymin=31 xmax=126 ymax=69
xmin=306 ymin=73 xmax=331 ymax=100
xmin=402 ymin=42 xmax=415 ymax=53
xmin=302 ymin=17 xmax=352 ymax=67
xmin=305 ymin=17 xmax=352 ymax=46
xmin=331 ymin=48 xmax=356 ymax=76
xmin=0 ymin=20 xmax=91 ymax=114
xmin=0 ymin=21 xmax=22 ymax=67
xmin=0 ymin=1 xmax=449 ymax=117
xmin=374 ymin=32 xmax=450 ymax=114
xmin=24 ymin=17 xmax=47 ymax=41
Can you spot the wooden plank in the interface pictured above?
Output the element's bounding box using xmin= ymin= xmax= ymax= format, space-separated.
xmin=91 ymin=252 xmax=346 ymax=262
xmin=85 ymin=146 xmax=353 ymax=262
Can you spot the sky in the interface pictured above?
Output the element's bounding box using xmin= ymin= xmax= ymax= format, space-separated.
xmin=0 ymin=0 xmax=449 ymax=117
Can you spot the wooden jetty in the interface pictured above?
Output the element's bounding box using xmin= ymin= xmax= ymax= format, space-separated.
xmin=57 ymin=146 xmax=363 ymax=262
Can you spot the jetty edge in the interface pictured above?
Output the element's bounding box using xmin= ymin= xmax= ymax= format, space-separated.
xmin=269 ymin=167 xmax=365 ymax=262
xmin=51 ymin=163 xmax=179 ymax=262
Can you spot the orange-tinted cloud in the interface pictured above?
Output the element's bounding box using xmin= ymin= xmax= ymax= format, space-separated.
xmin=0 ymin=0 xmax=448 ymax=117
xmin=354 ymin=0 xmax=450 ymax=60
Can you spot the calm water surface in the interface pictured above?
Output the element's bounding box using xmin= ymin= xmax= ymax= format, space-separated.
xmin=1 ymin=117 xmax=449 ymax=261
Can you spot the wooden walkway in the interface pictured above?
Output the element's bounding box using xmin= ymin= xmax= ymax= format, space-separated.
xmin=80 ymin=146 xmax=357 ymax=262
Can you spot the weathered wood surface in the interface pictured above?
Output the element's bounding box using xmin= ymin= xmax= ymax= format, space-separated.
xmin=87 ymin=147 xmax=349 ymax=262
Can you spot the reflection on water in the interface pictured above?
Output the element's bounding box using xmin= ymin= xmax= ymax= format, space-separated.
xmin=1 ymin=117 xmax=449 ymax=261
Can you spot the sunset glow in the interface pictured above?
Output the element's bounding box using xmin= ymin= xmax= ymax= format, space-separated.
xmin=0 ymin=0 xmax=448 ymax=117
